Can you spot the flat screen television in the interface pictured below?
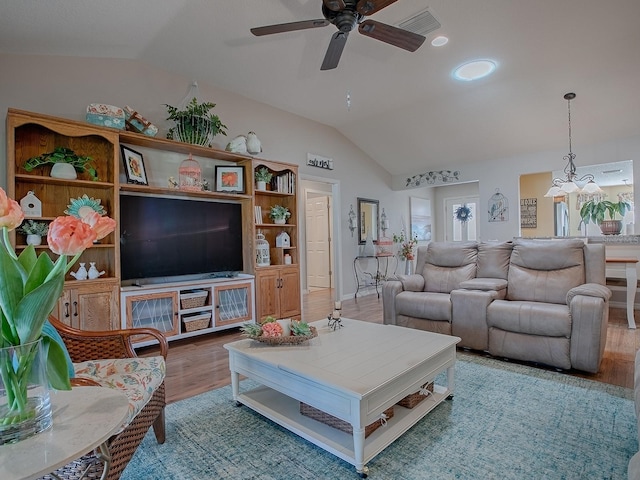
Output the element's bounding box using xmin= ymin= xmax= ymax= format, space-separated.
xmin=120 ymin=193 xmax=243 ymax=285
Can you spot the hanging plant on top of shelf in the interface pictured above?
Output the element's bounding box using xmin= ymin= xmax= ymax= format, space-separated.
xmin=165 ymin=82 xmax=228 ymax=147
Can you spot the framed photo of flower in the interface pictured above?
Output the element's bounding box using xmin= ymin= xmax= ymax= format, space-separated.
xmin=215 ymin=166 xmax=244 ymax=193
xmin=121 ymin=146 xmax=148 ymax=185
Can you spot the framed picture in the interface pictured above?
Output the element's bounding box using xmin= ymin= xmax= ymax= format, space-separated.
xmin=215 ymin=166 xmax=244 ymax=193
xmin=121 ymin=146 xmax=148 ymax=185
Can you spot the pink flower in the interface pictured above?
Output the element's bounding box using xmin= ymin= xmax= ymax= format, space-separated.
xmin=261 ymin=322 xmax=283 ymax=338
xmin=81 ymin=211 xmax=116 ymax=240
xmin=0 ymin=188 xmax=24 ymax=230
xmin=47 ymin=216 xmax=97 ymax=256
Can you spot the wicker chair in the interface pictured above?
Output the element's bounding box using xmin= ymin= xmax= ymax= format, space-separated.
xmin=44 ymin=316 xmax=168 ymax=480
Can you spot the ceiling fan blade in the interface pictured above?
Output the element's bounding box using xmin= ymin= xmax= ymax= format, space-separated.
xmin=321 ymin=32 xmax=349 ymax=70
xmin=251 ymin=19 xmax=329 ymax=36
xmin=323 ymin=0 xmax=346 ymax=11
xmin=356 ymin=0 xmax=398 ymax=16
xmin=358 ymin=20 xmax=425 ymax=51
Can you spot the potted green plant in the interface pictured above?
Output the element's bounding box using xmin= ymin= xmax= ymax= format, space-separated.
xmin=23 ymin=147 xmax=98 ymax=181
xmin=254 ymin=167 xmax=273 ymax=191
xmin=165 ymin=97 xmax=228 ymax=147
xmin=17 ymin=219 xmax=49 ymax=246
xmin=579 ymin=199 xmax=631 ymax=235
xmin=269 ymin=205 xmax=291 ymax=224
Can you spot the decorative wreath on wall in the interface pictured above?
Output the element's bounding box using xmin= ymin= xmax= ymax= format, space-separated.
xmin=455 ymin=205 xmax=472 ymax=223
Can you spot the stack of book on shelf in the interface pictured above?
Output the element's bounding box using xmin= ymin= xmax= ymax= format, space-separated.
xmin=270 ymin=172 xmax=296 ymax=194
xmin=254 ymin=206 xmax=263 ymax=224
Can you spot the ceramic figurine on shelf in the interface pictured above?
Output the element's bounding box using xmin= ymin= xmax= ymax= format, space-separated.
xmin=246 ymin=131 xmax=262 ymax=155
xmin=168 ymin=176 xmax=179 ymax=189
xmin=70 ymin=263 xmax=88 ymax=280
xmin=225 ymin=134 xmax=247 ymax=154
xmin=87 ymin=262 xmax=105 ymax=279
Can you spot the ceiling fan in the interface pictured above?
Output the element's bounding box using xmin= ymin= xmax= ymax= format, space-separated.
xmin=251 ymin=0 xmax=426 ymax=70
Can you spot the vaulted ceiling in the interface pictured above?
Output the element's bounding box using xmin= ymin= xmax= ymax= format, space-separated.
xmin=2 ymin=0 xmax=639 ymax=176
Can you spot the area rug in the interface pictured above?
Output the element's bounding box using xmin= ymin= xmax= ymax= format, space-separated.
xmin=121 ymin=353 xmax=637 ymax=479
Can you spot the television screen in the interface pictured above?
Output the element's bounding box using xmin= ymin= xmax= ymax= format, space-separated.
xmin=120 ymin=194 xmax=243 ymax=283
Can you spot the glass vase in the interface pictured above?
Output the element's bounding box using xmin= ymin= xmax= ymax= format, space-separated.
xmin=0 ymin=338 xmax=52 ymax=445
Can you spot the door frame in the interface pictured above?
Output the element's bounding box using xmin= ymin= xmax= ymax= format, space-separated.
xmin=299 ymin=174 xmax=343 ymax=302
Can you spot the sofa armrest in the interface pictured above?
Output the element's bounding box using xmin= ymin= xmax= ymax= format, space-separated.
xmin=395 ymin=274 xmax=425 ymax=292
xmin=567 ymin=283 xmax=611 ymax=373
xmin=566 ymin=283 xmax=612 ymax=305
xmin=459 ymin=277 xmax=508 ymax=297
xmin=382 ymin=274 xmax=424 ymax=325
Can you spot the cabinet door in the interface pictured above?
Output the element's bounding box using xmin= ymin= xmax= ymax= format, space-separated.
xmin=125 ymin=291 xmax=179 ymax=339
xmin=279 ymin=267 xmax=301 ymax=319
xmin=56 ymin=281 xmax=119 ymax=331
xmin=256 ymin=270 xmax=280 ymax=321
xmin=71 ymin=281 xmax=120 ymax=331
xmin=214 ymin=281 xmax=253 ymax=327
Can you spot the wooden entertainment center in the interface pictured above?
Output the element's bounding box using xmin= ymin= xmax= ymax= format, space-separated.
xmin=6 ymin=108 xmax=301 ymax=343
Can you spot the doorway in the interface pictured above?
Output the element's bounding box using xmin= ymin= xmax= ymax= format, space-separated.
xmin=444 ymin=196 xmax=479 ymax=241
xmin=299 ymin=176 xmax=341 ymax=302
xmin=305 ymin=192 xmax=332 ymax=290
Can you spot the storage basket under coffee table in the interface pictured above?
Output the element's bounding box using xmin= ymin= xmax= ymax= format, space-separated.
xmin=300 ymin=403 xmax=394 ymax=438
xmin=224 ymin=318 xmax=460 ymax=477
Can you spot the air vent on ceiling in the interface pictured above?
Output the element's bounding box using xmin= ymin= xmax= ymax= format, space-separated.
xmin=397 ymin=8 xmax=441 ymax=36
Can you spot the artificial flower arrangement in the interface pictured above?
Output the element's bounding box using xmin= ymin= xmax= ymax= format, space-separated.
xmin=240 ymin=316 xmax=317 ymax=345
xmin=0 ymin=187 xmax=116 ymax=427
xmin=393 ymin=230 xmax=418 ymax=260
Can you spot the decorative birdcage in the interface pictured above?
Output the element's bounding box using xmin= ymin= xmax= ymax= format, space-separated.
xmin=179 ymin=154 xmax=202 ymax=191
xmin=256 ymin=231 xmax=270 ymax=267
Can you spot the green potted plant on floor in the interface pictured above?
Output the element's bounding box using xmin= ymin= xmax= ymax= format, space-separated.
xmin=269 ymin=205 xmax=291 ymax=225
xmin=580 ymin=199 xmax=631 ymax=235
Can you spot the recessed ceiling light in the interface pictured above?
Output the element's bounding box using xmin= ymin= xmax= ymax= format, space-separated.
xmin=431 ymin=36 xmax=448 ymax=47
xmin=453 ymin=60 xmax=497 ymax=81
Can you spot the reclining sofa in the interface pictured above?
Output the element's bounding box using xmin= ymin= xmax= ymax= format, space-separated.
xmin=382 ymin=239 xmax=611 ymax=373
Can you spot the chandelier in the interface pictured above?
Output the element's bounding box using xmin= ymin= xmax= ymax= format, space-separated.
xmin=544 ymin=93 xmax=602 ymax=197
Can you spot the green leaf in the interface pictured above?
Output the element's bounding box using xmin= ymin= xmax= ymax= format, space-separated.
xmin=23 ymin=250 xmax=55 ymax=296
xmin=14 ymin=268 xmax=65 ymax=344
xmin=0 ymin=241 xmax=26 ymax=327
xmin=42 ymin=336 xmax=71 ymax=390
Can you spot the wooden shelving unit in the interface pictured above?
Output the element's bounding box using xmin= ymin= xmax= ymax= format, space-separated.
xmin=6 ymin=108 xmax=302 ymax=334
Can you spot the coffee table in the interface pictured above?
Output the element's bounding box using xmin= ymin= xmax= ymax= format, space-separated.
xmin=224 ymin=318 xmax=460 ymax=477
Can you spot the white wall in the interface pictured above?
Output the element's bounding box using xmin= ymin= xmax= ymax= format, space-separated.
xmin=393 ymin=137 xmax=640 ymax=241
xmin=0 ymin=53 xmax=422 ymax=300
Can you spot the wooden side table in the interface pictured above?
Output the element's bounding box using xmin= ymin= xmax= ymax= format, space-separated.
xmin=0 ymin=386 xmax=129 ymax=480
xmin=606 ymin=257 xmax=638 ymax=329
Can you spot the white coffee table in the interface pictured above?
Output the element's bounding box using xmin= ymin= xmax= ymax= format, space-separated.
xmin=224 ymin=318 xmax=460 ymax=477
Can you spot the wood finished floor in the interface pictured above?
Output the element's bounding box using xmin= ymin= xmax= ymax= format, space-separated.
xmin=138 ymin=290 xmax=640 ymax=404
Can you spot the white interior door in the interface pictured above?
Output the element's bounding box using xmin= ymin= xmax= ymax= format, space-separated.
xmin=306 ymin=193 xmax=331 ymax=288
xmin=444 ymin=196 xmax=479 ymax=241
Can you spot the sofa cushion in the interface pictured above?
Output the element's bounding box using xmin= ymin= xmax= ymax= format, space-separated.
xmin=74 ymin=356 xmax=166 ymax=434
xmin=396 ymin=291 xmax=452 ymax=321
xmin=458 ymin=278 xmax=508 ymax=292
xmin=425 ymin=241 xmax=478 ymax=268
xmin=487 ymin=300 xmax=571 ymax=337
xmin=507 ymin=239 xmax=586 ymax=304
xmin=423 ymin=263 xmax=477 ymax=293
xmin=477 ymin=241 xmax=512 ymax=279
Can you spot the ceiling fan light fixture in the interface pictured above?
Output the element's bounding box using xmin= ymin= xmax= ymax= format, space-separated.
xmin=431 ymin=35 xmax=448 ymax=47
xmin=453 ymin=60 xmax=497 ymax=81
